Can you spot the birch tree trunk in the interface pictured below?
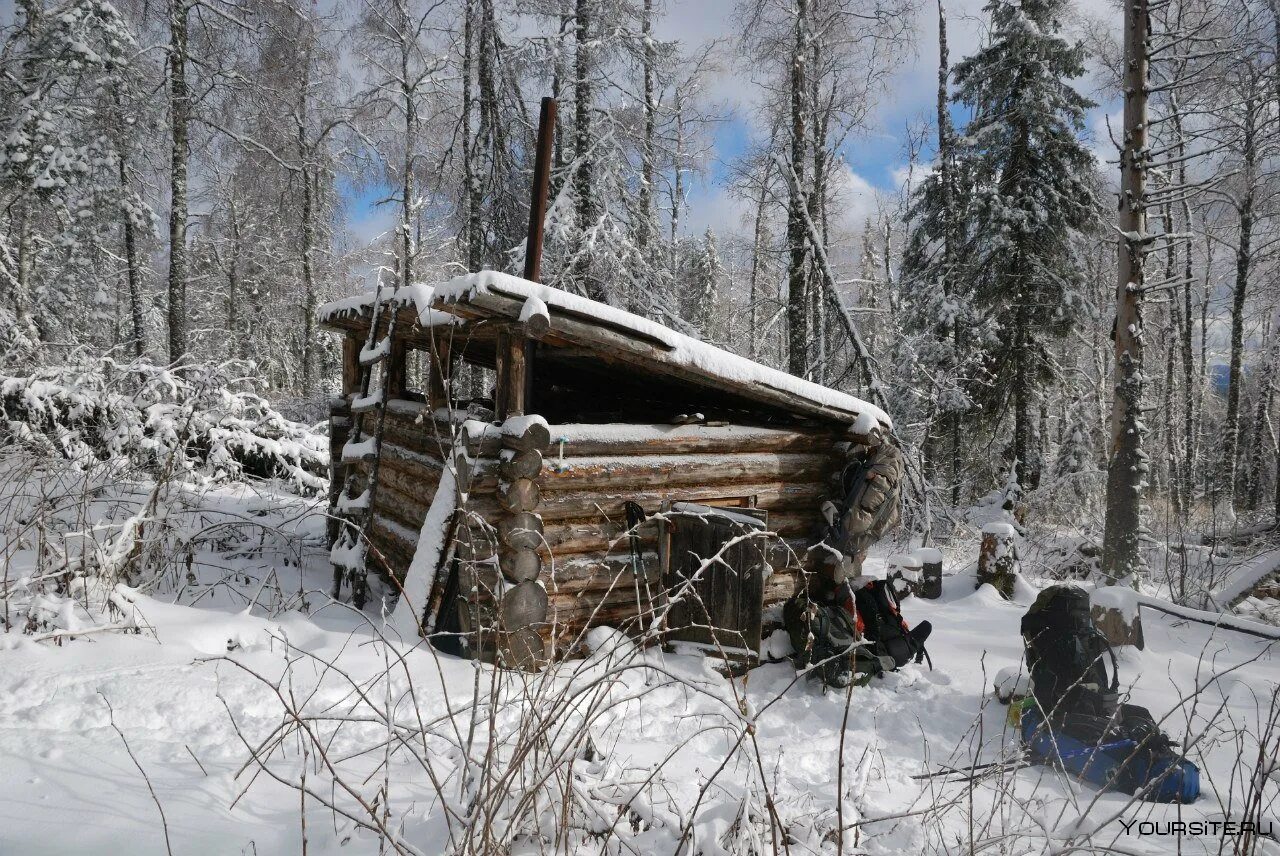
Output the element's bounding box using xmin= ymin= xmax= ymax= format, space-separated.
xmin=400 ymin=1 xmax=414 ymax=292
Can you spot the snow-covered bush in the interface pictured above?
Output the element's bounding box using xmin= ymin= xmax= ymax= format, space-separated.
xmin=0 ymin=356 xmax=327 ymax=494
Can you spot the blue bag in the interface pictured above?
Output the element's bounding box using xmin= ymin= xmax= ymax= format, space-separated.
xmin=1021 ymin=708 xmax=1200 ymax=803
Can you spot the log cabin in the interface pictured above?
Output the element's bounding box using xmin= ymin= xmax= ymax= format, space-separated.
xmin=320 ymin=270 xmax=892 ymax=668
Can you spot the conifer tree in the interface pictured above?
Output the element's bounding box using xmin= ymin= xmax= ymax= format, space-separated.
xmin=685 ymin=228 xmax=723 ymax=338
xmin=950 ymin=0 xmax=1100 ymax=490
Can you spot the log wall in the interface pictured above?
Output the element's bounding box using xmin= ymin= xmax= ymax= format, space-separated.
xmin=535 ymin=424 xmax=845 ymax=658
xmin=330 ymin=400 xmax=846 ymax=663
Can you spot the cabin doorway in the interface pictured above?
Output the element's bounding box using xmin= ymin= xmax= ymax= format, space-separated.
xmin=659 ymin=501 xmax=770 ymax=659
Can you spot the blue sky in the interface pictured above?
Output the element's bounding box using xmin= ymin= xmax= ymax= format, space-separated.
xmin=345 ymin=0 xmax=1122 ymax=246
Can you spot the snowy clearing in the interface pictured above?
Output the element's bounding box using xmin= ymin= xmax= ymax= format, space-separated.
xmin=2 ymin=486 xmax=1276 ymax=855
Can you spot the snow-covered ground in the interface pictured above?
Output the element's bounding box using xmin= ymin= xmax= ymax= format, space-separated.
xmin=3 ymin=483 xmax=1278 ymax=856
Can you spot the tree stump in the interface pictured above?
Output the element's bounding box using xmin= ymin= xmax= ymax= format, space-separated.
xmin=977 ymin=522 xmax=1018 ymax=599
xmin=1090 ymin=586 xmax=1145 ymax=649
xmin=887 ymin=553 xmax=923 ymax=599
xmin=913 ymin=547 xmax=944 ymax=600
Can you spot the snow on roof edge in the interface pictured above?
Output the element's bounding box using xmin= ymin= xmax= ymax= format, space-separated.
xmin=317 ymin=283 xmax=460 ymax=329
xmin=434 ymin=270 xmax=892 ymax=429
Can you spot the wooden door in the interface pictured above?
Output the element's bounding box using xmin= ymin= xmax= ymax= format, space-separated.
xmin=661 ymin=502 xmax=768 ymax=658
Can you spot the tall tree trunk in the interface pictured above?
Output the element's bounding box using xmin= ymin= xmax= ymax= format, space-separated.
xmin=120 ymin=162 xmax=144 ymax=359
xmin=1161 ymin=199 xmax=1183 ymax=520
xmin=111 ymin=86 xmax=146 ymax=359
xmin=476 ymin=0 xmax=504 ymax=258
xmin=1247 ymin=333 xmax=1278 ymax=510
xmin=1102 ymin=0 xmax=1149 ymax=582
xmin=1221 ymin=90 xmax=1258 ymax=515
xmin=572 ymin=0 xmax=601 ymax=300
xmin=167 ymin=0 xmax=191 ymax=363
xmin=227 ymin=196 xmax=243 ymax=361
xmin=462 ymin=0 xmax=479 ymax=271
xmin=670 ymin=89 xmax=685 ymax=247
xmin=1012 ymin=299 xmax=1034 ymax=490
xmin=636 ymin=0 xmax=656 ymax=310
xmin=936 ymin=0 xmax=964 ymax=506
xmin=747 ymin=154 xmax=774 ymax=361
xmin=299 ymin=78 xmax=317 ymax=397
xmin=400 ymin=2 xmax=414 ymax=292
xmin=785 ymin=0 xmax=809 ymax=378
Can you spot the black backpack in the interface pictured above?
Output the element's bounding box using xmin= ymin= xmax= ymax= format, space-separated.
xmin=1021 ymin=585 xmax=1118 ymax=718
xmin=784 ymin=594 xmax=860 ymax=687
xmin=852 ymin=580 xmax=925 ymax=669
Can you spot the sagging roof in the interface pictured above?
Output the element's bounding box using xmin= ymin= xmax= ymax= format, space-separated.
xmin=318 ymin=272 xmax=891 ymax=430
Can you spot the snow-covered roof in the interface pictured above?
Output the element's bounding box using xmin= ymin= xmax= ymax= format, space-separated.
xmin=433 ymin=271 xmax=891 ymax=429
xmin=317 ymin=283 xmax=460 ymax=329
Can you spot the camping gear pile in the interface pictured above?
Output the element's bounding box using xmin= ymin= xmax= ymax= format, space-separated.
xmin=785 ymin=436 xmax=932 ymax=687
xmin=784 ymin=577 xmax=931 ymax=687
xmin=1017 ymin=585 xmax=1200 ymax=803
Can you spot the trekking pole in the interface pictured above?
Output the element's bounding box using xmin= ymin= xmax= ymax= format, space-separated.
xmin=911 ymin=755 xmax=1028 ymax=781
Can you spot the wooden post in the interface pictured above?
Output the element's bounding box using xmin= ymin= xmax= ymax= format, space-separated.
xmin=386 ymin=338 xmax=408 ymax=399
xmin=887 ymin=553 xmax=922 ymax=599
xmin=341 ymin=335 xmax=361 ymax=395
xmin=426 ymin=334 xmax=451 ymax=408
xmin=523 ymin=97 xmax=557 ymax=284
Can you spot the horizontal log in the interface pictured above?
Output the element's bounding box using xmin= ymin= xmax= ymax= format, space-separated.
xmin=375 ymin=460 xmax=442 ymax=505
xmin=534 ymin=481 xmax=828 ymax=523
xmin=498 ymin=478 xmax=541 ymax=512
xmin=378 ymin=439 xmax=447 ymax=472
xmin=502 ymin=418 xmax=551 ymax=452
xmin=538 ymin=521 xmax=650 ymax=557
xmin=550 ymin=426 xmax=842 ymax=457
xmin=367 ymin=515 xmax=418 ymax=578
xmin=501 ymin=581 xmax=549 ymax=628
xmin=545 ymin=600 xmax=657 ymax=635
xmin=380 ymin=415 xmax=457 ymax=451
xmin=499 ymin=448 xmax=543 ymax=481
xmin=539 ymin=452 xmax=834 ymax=492
xmin=371 ymin=487 xmax=430 ymax=534
xmin=546 ymin=552 xmax=662 ymax=589
xmin=499 ymin=512 xmax=544 ymax=550
xmin=499 ymin=547 xmax=542 ymax=582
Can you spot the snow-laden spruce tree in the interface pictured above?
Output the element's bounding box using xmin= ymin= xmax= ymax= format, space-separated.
xmin=1049 ymin=393 xmax=1102 ymax=516
xmin=950 ymin=0 xmax=1100 ymax=491
xmin=0 ymin=0 xmax=141 ymax=358
xmin=683 ymin=228 xmax=723 ymax=338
